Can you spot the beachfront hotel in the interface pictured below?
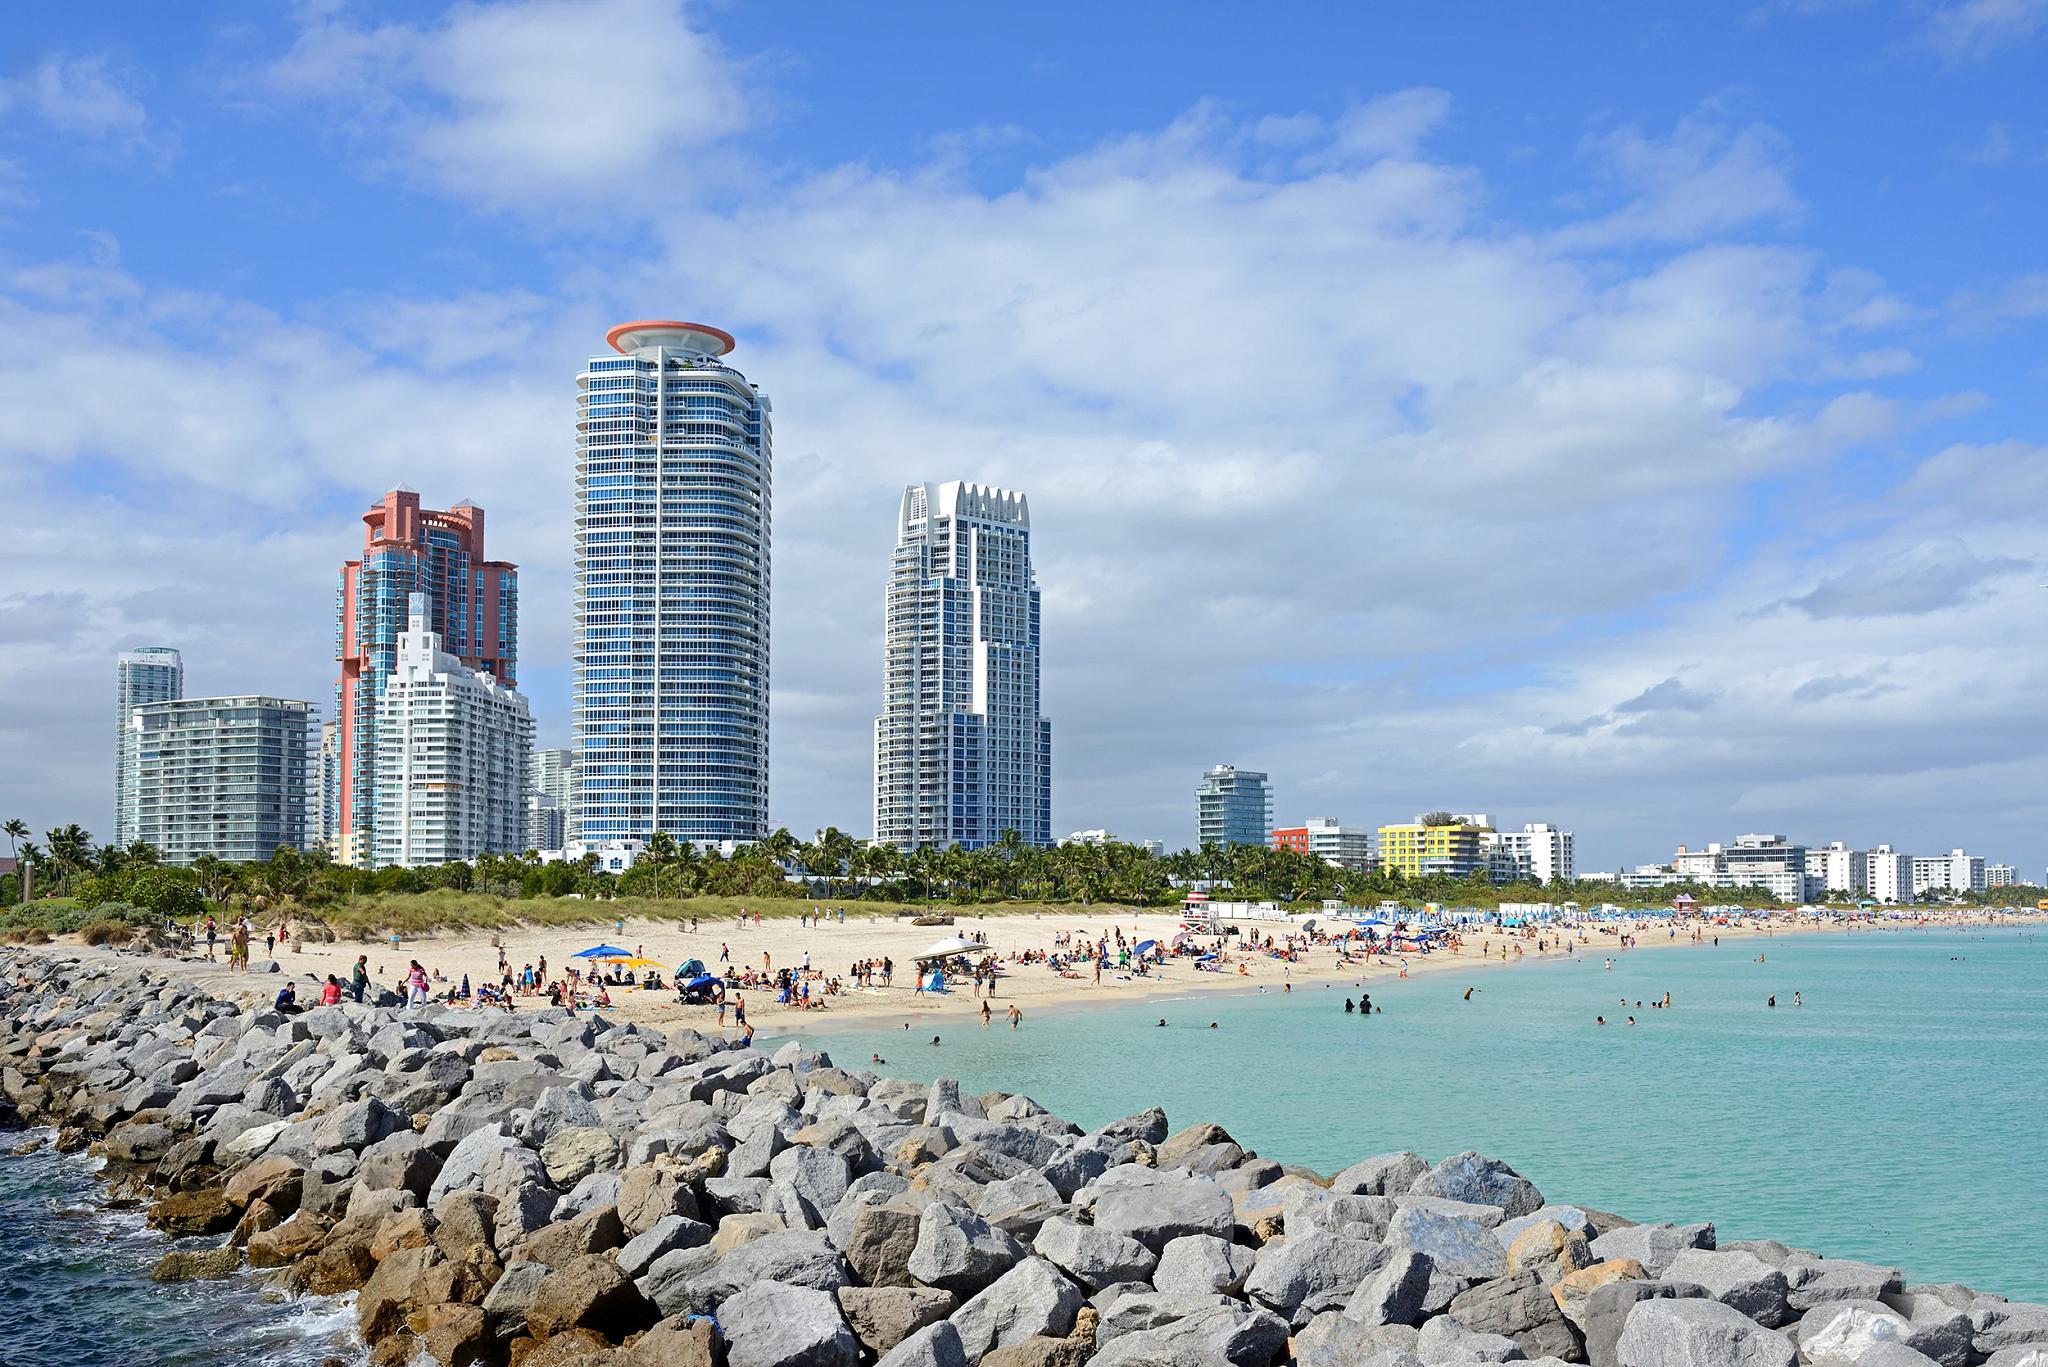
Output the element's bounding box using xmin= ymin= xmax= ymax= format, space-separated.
xmin=874 ymin=482 xmax=1051 ymax=850
xmin=1270 ymin=817 xmax=1375 ymax=869
xmin=335 ymin=490 xmax=518 ymax=866
xmin=574 ymin=322 xmax=772 ymax=847
xmin=113 ymin=647 xmax=183 ymax=845
xmin=370 ymin=594 xmax=532 ymax=868
xmin=1197 ymin=765 xmax=1273 ymax=846
xmin=1377 ymin=813 xmax=1493 ymax=877
xmin=129 ymin=696 xmax=312 ymax=864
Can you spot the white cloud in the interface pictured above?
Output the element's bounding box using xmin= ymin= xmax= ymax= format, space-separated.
xmin=0 ymin=52 xmax=172 ymax=164
xmin=1922 ymin=0 xmax=2048 ymax=61
xmin=253 ymin=0 xmax=743 ymax=212
xmin=1556 ymin=113 xmax=1802 ymax=248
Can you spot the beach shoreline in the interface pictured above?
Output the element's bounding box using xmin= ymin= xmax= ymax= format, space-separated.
xmin=42 ymin=905 xmax=2039 ymax=1043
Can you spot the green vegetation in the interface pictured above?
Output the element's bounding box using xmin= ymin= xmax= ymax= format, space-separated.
xmin=2 ymin=815 xmax=2040 ymax=939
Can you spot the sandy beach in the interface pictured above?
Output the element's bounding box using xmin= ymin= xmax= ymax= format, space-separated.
xmin=48 ymin=904 xmax=2034 ymax=1041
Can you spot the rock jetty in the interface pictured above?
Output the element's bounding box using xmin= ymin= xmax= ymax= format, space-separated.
xmin=3 ymin=949 xmax=2045 ymax=1367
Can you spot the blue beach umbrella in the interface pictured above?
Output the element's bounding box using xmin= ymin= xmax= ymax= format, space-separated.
xmin=572 ymin=944 xmax=631 ymax=959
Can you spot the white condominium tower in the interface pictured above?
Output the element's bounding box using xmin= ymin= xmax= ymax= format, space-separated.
xmin=372 ymin=594 xmax=532 ymax=867
xmin=874 ymin=481 xmax=1051 ymax=849
xmin=115 ymin=647 xmax=183 ymax=844
xmin=575 ymin=321 xmax=771 ymax=847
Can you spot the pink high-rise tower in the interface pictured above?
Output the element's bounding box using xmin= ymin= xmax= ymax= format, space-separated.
xmin=335 ymin=489 xmax=517 ymax=864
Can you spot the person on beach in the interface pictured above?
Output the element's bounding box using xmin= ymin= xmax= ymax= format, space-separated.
xmin=321 ymin=974 xmax=342 ymax=1006
xmin=405 ymin=961 xmax=429 ymax=1008
xmin=203 ymin=916 xmax=218 ymax=960
xmin=980 ymin=1000 xmax=991 ymax=1026
xmin=1007 ymin=1003 xmax=1021 ymax=1029
xmin=351 ymin=954 xmax=370 ymax=1003
xmin=274 ymin=982 xmax=299 ymax=1014
xmin=229 ymin=922 xmax=249 ymax=972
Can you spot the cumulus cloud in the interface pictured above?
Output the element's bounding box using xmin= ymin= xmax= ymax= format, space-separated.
xmin=1556 ymin=112 xmax=1802 ymax=248
xmin=252 ymin=0 xmax=744 ymax=211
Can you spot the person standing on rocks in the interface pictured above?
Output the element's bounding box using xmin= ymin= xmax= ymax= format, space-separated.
xmin=351 ymin=955 xmax=369 ymax=1003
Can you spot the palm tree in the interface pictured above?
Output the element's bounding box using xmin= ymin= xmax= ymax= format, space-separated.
xmin=125 ymin=841 xmax=162 ymax=869
xmin=4 ymin=818 xmax=26 ymax=865
xmin=44 ymin=824 xmax=92 ymax=896
xmin=644 ymin=830 xmax=679 ymax=900
xmin=760 ymin=827 xmax=799 ymax=867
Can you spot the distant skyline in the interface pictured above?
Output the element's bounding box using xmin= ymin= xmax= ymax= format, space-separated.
xmin=0 ymin=1 xmax=2044 ymax=867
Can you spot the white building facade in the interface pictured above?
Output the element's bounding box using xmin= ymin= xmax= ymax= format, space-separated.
xmin=874 ymin=482 xmax=1051 ymax=849
xmin=372 ymin=595 xmax=532 ymax=867
xmin=1808 ymin=841 xmax=1869 ymax=896
xmin=1482 ymin=822 xmax=1575 ymax=884
xmin=1866 ymin=845 xmax=1912 ymax=903
xmin=1987 ymin=863 xmax=2017 ymax=888
xmin=1912 ymin=849 xmax=1987 ymax=897
xmin=115 ymin=647 xmax=184 ymax=846
xmin=575 ymin=321 xmax=771 ymax=847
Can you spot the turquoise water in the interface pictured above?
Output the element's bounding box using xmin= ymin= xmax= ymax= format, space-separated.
xmin=793 ymin=926 xmax=2048 ymax=1301
xmin=0 ymin=1136 xmax=364 ymax=1367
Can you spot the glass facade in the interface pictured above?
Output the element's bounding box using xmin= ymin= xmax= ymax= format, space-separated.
xmin=575 ymin=323 xmax=771 ymax=844
xmin=1197 ymin=765 xmax=1273 ymax=847
xmin=874 ymin=482 xmax=1051 ymax=849
xmin=114 ymin=647 xmax=184 ymax=845
xmin=131 ymin=696 xmax=312 ymax=864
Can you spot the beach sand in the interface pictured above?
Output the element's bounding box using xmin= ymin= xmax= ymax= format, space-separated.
xmin=47 ymin=905 xmax=2031 ymax=1041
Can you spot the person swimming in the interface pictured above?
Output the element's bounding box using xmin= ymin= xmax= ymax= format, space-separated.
xmin=1208 ymin=1022 xmax=1218 ymax=1029
xmin=871 ymin=1053 xmax=885 ymax=1064
xmin=1767 ymin=995 xmax=1776 ymax=1007
xmin=1463 ymin=987 xmax=1476 ymax=1000
xmin=931 ymin=1035 xmax=942 ymax=1045
xmin=1156 ymin=1018 xmax=1167 ymax=1027
xmin=1596 ymin=1015 xmax=1606 ymax=1025
xmin=1344 ymin=998 xmax=1355 ymax=1012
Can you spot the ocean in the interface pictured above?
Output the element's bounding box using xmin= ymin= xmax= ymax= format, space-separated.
xmin=0 ymin=1137 xmax=363 ymax=1367
xmin=794 ymin=924 xmax=2048 ymax=1301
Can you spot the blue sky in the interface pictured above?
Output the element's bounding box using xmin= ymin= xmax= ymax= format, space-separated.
xmin=1 ymin=0 xmax=2044 ymax=870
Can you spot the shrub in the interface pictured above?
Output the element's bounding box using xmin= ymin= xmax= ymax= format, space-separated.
xmin=80 ymin=921 xmax=133 ymax=946
xmin=3 ymin=927 xmax=51 ymax=944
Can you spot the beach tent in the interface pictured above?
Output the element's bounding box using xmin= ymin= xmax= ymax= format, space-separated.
xmin=571 ymin=944 xmax=631 ymax=959
xmin=912 ymin=936 xmax=985 ymax=963
xmin=684 ymin=973 xmax=720 ymax=990
xmin=675 ymin=958 xmax=708 ymax=980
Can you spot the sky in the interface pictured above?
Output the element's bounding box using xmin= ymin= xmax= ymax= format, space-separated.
xmin=0 ymin=0 xmax=2044 ymax=872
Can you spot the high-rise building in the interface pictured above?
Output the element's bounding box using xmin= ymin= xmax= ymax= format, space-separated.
xmin=575 ymin=321 xmax=771 ymax=846
xmin=1912 ymin=849 xmax=1986 ymax=896
xmin=115 ymin=647 xmax=183 ymax=845
xmin=309 ymin=721 xmax=342 ymax=854
xmin=1377 ymin=814 xmax=1492 ymax=878
xmin=1482 ymin=822 xmax=1575 ymax=884
xmin=130 ymin=696 xmax=311 ymax=864
xmin=1987 ymin=863 xmax=2017 ymax=888
xmin=527 ymin=793 xmax=566 ymax=853
xmin=532 ymin=748 xmax=579 ymax=834
xmin=370 ymin=594 xmax=532 ymax=867
xmin=1866 ymin=844 xmax=1912 ymax=903
xmin=1271 ymin=818 xmax=1375 ymax=870
xmin=1809 ymin=841 xmax=1868 ymax=896
xmin=874 ymin=482 xmax=1051 ymax=849
xmin=1196 ymin=765 xmax=1272 ymax=847
xmin=337 ymin=489 xmax=517 ymax=864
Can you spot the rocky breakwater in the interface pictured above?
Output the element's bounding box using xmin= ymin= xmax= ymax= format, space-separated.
xmin=4 ymin=950 xmax=2047 ymax=1367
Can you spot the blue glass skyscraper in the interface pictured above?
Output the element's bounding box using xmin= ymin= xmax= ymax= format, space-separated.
xmin=574 ymin=321 xmax=772 ymax=845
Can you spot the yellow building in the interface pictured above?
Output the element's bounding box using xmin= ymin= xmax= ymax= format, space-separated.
xmin=1376 ymin=818 xmax=1492 ymax=878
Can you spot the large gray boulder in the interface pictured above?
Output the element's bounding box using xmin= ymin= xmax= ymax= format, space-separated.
xmin=1582 ymin=1282 xmax=1707 ymax=1367
xmin=1663 ymin=1248 xmax=1793 ymax=1328
xmin=1152 ymin=1233 xmax=1256 ymax=1297
xmin=1296 ymin=1312 xmax=1425 ymax=1367
xmin=1783 ymin=1257 xmax=1904 ymax=1312
xmin=875 ymin=1321 xmax=968 ymax=1367
xmin=844 ymin=1203 xmax=922 ymax=1288
xmin=718 ymin=1280 xmax=860 ymax=1367
xmin=1243 ymin=1230 xmax=1390 ymax=1323
xmin=835 ymin=1286 xmax=957 ymax=1356
xmin=946 ymin=1256 xmax=1084 ymax=1361
xmin=1092 ymin=1178 xmax=1235 ymax=1251
xmin=1389 ymin=1205 xmax=1508 ymax=1281
xmin=1089 ymin=1302 xmax=1291 ymax=1367
xmin=1590 ymin=1223 xmax=1714 ymax=1278
xmin=1414 ymin=1314 xmax=1526 ymax=1363
xmin=1615 ymin=1297 xmax=1797 ymax=1367
xmin=1448 ymin=1269 xmax=1580 ymax=1361
xmin=1346 ymin=1246 xmax=1433 ymax=1327
xmin=1332 ymin=1152 xmax=1430 ymax=1197
xmin=1031 ymin=1216 xmax=1157 ymax=1292
xmin=1408 ymin=1151 xmax=1545 ymax=1218
xmin=1794 ymin=1300 xmax=1914 ymax=1366
xmin=616 ymin=1214 xmax=711 ymax=1278
xmin=771 ymin=1144 xmax=853 ymax=1230
xmin=905 ymin=1202 xmax=1025 ymax=1297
